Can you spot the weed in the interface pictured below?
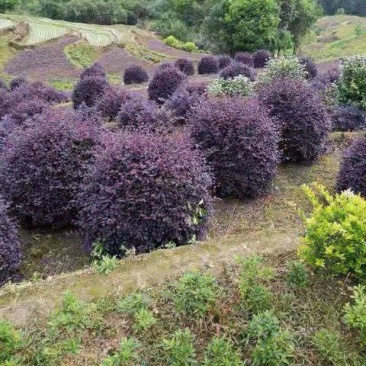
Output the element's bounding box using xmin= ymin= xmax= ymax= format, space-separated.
xmin=93 ymin=255 xmax=118 ymax=275
xmin=246 ymin=310 xmax=281 ymax=343
xmin=203 ymin=336 xmax=244 ymax=366
xmin=286 ymin=260 xmax=309 ymax=288
xmin=101 ymin=337 xmax=140 ymax=366
xmin=0 ymin=321 xmax=22 ymax=362
xmin=132 ymin=308 xmax=157 ymax=333
xmin=117 ymin=292 xmax=150 ymax=315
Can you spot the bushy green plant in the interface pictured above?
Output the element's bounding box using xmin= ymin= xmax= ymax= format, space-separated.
xmin=0 ymin=321 xmax=22 ymax=362
xmin=93 ymin=255 xmax=118 ymax=275
xmin=101 ymin=337 xmax=140 ymax=366
xmin=171 ymin=271 xmax=219 ymax=317
xmin=207 ymin=76 xmax=253 ymax=97
xmin=246 ymin=310 xmax=280 ymax=343
xmin=161 ymin=328 xmax=197 ymax=366
xmin=117 ymin=292 xmax=150 ymax=315
xmin=203 ymin=336 xmax=243 ymax=366
xmin=163 ymin=36 xmax=198 ymax=53
xmin=258 ymin=56 xmax=308 ymax=84
xmin=344 ymin=285 xmax=366 ymax=344
xmin=132 ymin=308 xmax=157 ymax=333
xmin=286 ymin=260 xmax=309 ymax=288
xmin=299 ymin=184 xmax=366 ymax=281
xmin=338 ymin=56 xmax=366 ymax=110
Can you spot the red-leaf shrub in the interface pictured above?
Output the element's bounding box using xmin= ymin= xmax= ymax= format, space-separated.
xmin=253 ymin=50 xmax=271 ymax=68
xmin=331 ymin=105 xmax=366 ymax=131
xmin=123 ymin=65 xmax=149 ymax=85
xmin=336 ymin=136 xmax=366 ymax=197
xmin=258 ymin=77 xmax=331 ymax=163
xmin=72 ymin=76 xmax=109 ymax=109
xmin=78 ymin=131 xmax=212 ymax=255
xmin=234 ymin=52 xmax=254 ymax=67
xmin=298 ymin=56 xmax=317 ymax=79
xmin=80 ymin=62 xmax=106 ymax=80
xmin=0 ymin=109 xmax=103 ymax=228
xmin=175 ymin=58 xmax=195 ymax=76
xmin=312 ymin=65 xmax=341 ymax=91
xmin=0 ymin=197 xmax=21 ymax=286
xmin=190 ymin=97 xmax=279 ymax=198
xmin=198 ymin=56 xmax=219 ymax=75
xmin=148 ymin=67 xmax=186 ymax=104
xmin=219 ymin=62 xmax=256 ymax=81
xmin=10 ymin=77 xmax=27 ymax=91
xmin=186 ymin=81 xmax=208 ymax=95
xmin=217 ymin=55 xmax=232 ymax=70
xmin=95 ymin=86 xmax=133 ymax=120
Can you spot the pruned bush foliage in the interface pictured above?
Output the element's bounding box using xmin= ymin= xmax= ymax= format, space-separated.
xmin=80 ymin=62 xmax=106 ymax=80
xmin=0 ymin=198 xmax=21 ymax=285
xmin=95 ymin=86 xmax=133 ymax=121
xmin=198 ymin=56 xmax=219 ymax=75
xmin=219 ymin=61 xmax=255 ymax=81
xmin=0 ymin=109 xmax=103 ymax=228
xmin=186 ymin=81 xmax=208 ymax=96
xmin=258 ymin=77 xmax=331 ymax=163
xmin=234 ymin=52 xmax=254 ymax=67
xmin=0 ymin=79 xmax=7 ymax=91
xmin=190 ymin=97 xmax=279 ymax=198
xmin=123 ymin=65 xmax=149 ymax=85
xmin=253 ymin=49 xmax=271 ymax=68
xmin=175 ymin=58 xmax=195 ymax=76
xmin=336 ymin=136 xmax=366 ymax=198
xmin=299 ymin=56 xmax=318 ymax=79
xmin=217 ymin=55 xmax=232 ymax=70
xmin=78 ymin=131 xmax=212 ymax=256
xmin=331 ymin=105 xmax=366 ymax=131
xmin=10 ymin=77 xmax=27 ymax=91
xmin=148 ymin=67 xmax=186 ymax=104
xmin=312 ymin=65 xmax=341 ymax=92
xmin=73 ymin=76 xmax=109 ymax=109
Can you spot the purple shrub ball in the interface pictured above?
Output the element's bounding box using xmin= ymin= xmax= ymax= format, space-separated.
xmin=78 ymin=131 xmax=212 ymax=256
xmin=312 ymin=65 xmax=341 ymax=91
xmin=96 ymin=86 xmax=133 ymax=121
xmin=217 ymin=55 xmax=232 ymax=70
xmin=186 ymin=81 xmax=208 ymax=96
xmin=198 ymin=56 xmax=219 ymax=75
xmin=298 ymin=56 xmax=317 ymax=79
xmin=0 ymin=109 xmax=103 ymax=228
xmin=80 ymin=62 xmax=106 ymax=80
xmin=123 ymin=65 xmax=149 ymax=85
xmin=234 ymin=52 xmax=254 ymax=67
xmin=148 ymin=67 xmax=186 ymax=104
xmin=336 ymin=137 xmax=366 ymax=198
xmin=219 ymin=62 xmax=256 ymax=81
xmin=73 ymin=76 xmax=109 ymax=109
xmin=175 ymin=58 xmax=195 ymax=76
xmin=258 ymin=77 xmax=331 ymax=163
xmin=10 ymin=77 xmax=27 ymax=91
xmin=331 ymin=105 xmax=366 ymax=132
xmin=190 ymin=97 xmax=279 ymax=199
xmin=253 ymin=50 xmax=271 ymax=68
xmin=156 ymin=62 xmax=175 ymax=72
xmin=0 ymin=197 xmax=21 ymax=286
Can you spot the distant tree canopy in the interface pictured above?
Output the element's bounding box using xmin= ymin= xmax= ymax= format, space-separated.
xmin=0 ymin=0 xmax=19 ymax=12
xmin=317 ymin=0 xmax=366 ymax=16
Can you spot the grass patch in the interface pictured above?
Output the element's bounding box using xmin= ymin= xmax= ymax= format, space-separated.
xmin=48 ymin=77 xmax=76 ymax=91
xmin=65 ymin=42 xmax=101 ymax=68
xmin=0 ymin=37 xmax=16 ymax=73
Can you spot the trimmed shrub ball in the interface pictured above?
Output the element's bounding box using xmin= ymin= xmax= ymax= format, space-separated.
xmin=0 ymin=198 xmax=21 ymax=285
xmin=78 ymin=131 xmax=212 ymax=256
xmin=298 ymin=56 xmax=317 ymax=79
xmin=190 ymin=97 xmax=279 ymax=199
xmin=80 ymin=62 xmax=106 ymax=80
xmin=123 ymin=65 xmax=149 ymax=85
xmin=95 ymin=86 xmax=133 ymax=120
xmin=186 ymin=81 xmax=208 ymax=96
xmin=148 ymin=67 xmax=186 ymax=104
xmin=336 ymin=137 xmax=366 ymax=197
xmin=258 ymin=77 xmax=331 ymax=163
xmin=332 ymin=105 xmax=366 ymax=132
xmin=156 ymin=62 xmax=175 ymax=72
xmin=10 ymin=77 xmax=27 ymax=91
xmin=219 ymin=62 xmax=256 ymax=81
xmin=175 ymin=58 xmax=195 ymax=76
xmin=217 ymin=55 xmax=232 ymax=70
xmin=234 ymin=52 xmax=254 ymax=67
xmin=312 ymin=65 xmax=341 ymax=91
xmin=73 ymin=76 xmax=109 ymax=109
xmin=198 ymin=56 xmax=219 ymax=75
xmin=253 ymin=50 xmax=271 ymax=68
xmin=0 ymin=109 xmax=103 ymax=228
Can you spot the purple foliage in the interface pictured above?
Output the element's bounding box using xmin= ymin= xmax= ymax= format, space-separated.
xmin=331 ymin=105 xmax=366 ymax=131
xmin=219 ymin=61 xmax=256 ymax=81
xmin=336 ymin=136 xmax=366 ymax=197
xmin=80 ymin=62 xmax=106 ymax=80
xmin=73 ymin=76 xmax=109 ymax=109
xmin=10 ymin=77 xmax=27 ymax=91
xmin=253 ymin=50 xmax=271 ymax=68
xmin=0 ymin=109 xmax=103 ymax=228
xmin=95 ymin=86 xmax=133 ymax=120
xmin=258 ymin=77 xmax=331 ymax=163
xmin=123 ymin=65 xmax=149 ymax=85
xmin=78 ymin=131 xmax=212 ymax=256
xmin=190 ymin=97 xmax=279 ymax=198
xmin=298 ymin=56 xmax=317 ymax=79
xmin=312 ymin=65 xmax=341 ymax=91
xmin=198 ymin=56 xmax=219 ymax=75
xmin=0 ymin=79 xmax=8 ymax=91
xmin=217 ymin=55 xmax=232 ymax=70
xmin=175 ymin=58 xmax=195 ymax=76
xmin=186 ymin=81 xmax=208 ymax=96
xmin=148 ymin=67 xmax=186 ymax=104
xmin=234 ymin=52 xmax=254 ymax=67
xmin=0 ymin=197 xmax=21 ymax=286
